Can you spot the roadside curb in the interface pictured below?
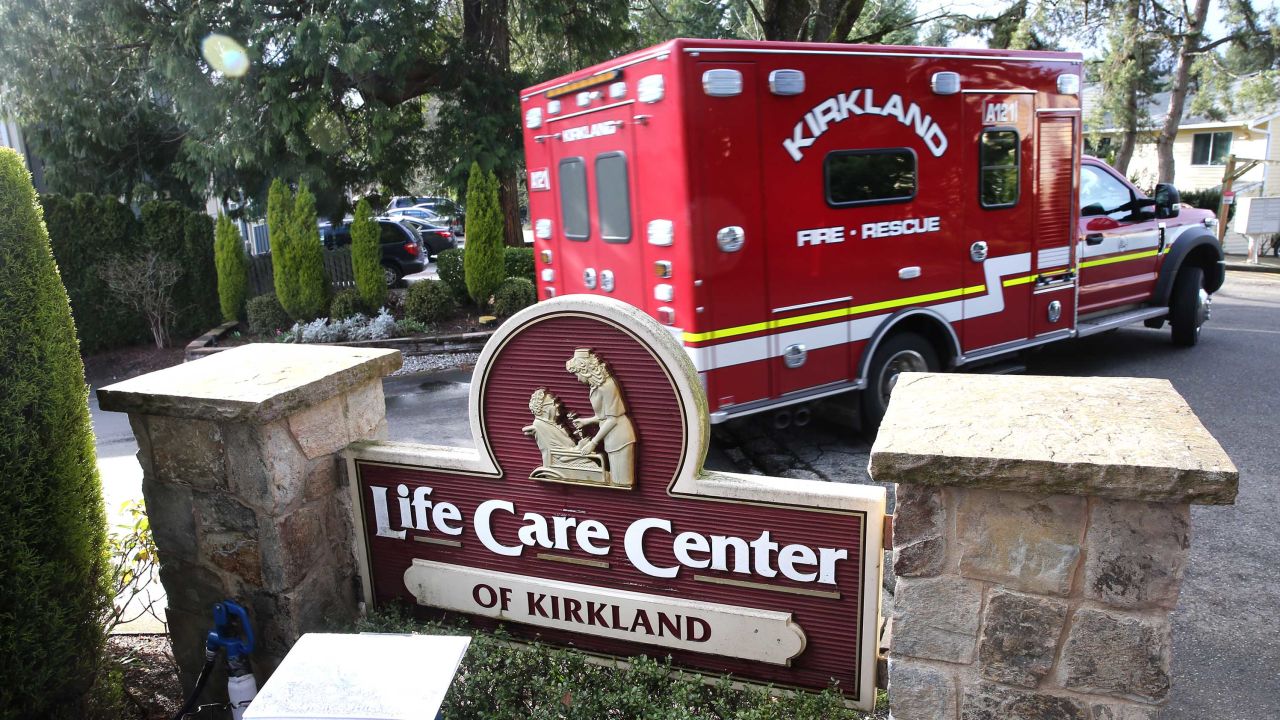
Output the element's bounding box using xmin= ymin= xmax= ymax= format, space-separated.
xmin=184 ymin=322 xmax=495 ymax=361
xmin=1225 ymin=261 xmax=1280 ymax=275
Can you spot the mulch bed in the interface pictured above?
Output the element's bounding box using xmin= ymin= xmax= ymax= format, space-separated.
xmin=108 ymin=634 xmax=183 ymax=720
xmin=84 ymin=344 xmax=187 ymax=388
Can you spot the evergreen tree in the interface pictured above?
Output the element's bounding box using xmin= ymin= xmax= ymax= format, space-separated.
xmin=350 ymin=198 xmax=386 ymax=310
xmin=290 ymin=182 xmax=329 ymax=320
xmin=0 ymin=147 xmax=111 ymax=718
xmin=267 ymin=178 xmax=297 ymax=316
xmin=463 ymin=162 xmax=505 ymax=307
xmin=214 ymin=214 xmax=248 ymax=322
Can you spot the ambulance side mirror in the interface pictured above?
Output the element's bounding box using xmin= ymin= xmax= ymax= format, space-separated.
xmin=1154 ymin=183 xmax=1181 ymax=219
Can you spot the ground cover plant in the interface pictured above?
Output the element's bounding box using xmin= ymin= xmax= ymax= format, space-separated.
xmin=358 ymin=606 xmax=884 ymax=720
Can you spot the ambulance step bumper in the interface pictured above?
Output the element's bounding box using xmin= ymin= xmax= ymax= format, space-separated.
xmin=1075 ymin=307 xmax=1169 ymax=338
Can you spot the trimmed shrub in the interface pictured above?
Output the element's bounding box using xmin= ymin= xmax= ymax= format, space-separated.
xmin=176 ymin=210 xmax=220 ymax=337
xmin=214 ymin=214 xmax=248 ymax=322
xmin=329 ymin=288 xmax=368 ymax=320
xmin=0 ymin=148 xmax=111 ymax=718
xmin=41 ymin=193 xmax=147 ymax=351
xmin=493 ymin=277 xmax=537 ymax=317
xmin=463 ymin=162 xmax=505 ymax=306
xmin=404 ymin=280 xmax=458 ymax=324
xmin=503 ymin=246 xmax=535 ymax=283
xmin=246 ymin=293 xmax=292 ymax=336
xmin=267 ymin=178 xmax=297 ymax=314
xmin=290 ymin=182 xmax=329 ymax=320
xmin=436 ymin=248 xmax=468 ymax=301
xmin=350 ymin=198 xmax=385 ymax=309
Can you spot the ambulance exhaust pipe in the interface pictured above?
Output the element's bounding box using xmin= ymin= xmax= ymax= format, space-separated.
xmin=793 ymin=405 xmax=812 ymax=428
xmin=772 ymin=409 xmax=793 ymax=430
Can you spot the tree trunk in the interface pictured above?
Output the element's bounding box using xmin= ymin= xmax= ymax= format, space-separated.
xmin=1156 ymin=0 xmax=1211 ymax=184
xmin=762 ymin=0 xmax=811 ymax=40
xmin=462 ymin=0 xmax=520 ymax=246
xmin=499 ymin=168 xmax=523 ymax=247
xmin=1111 ymin=0 xmax=1142 ymax=176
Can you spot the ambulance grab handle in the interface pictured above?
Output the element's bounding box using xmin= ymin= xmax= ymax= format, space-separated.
xmin=1085 ymin=233 xmax=1105 ymax=245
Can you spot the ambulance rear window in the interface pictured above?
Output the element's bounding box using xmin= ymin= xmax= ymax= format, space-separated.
xmin=824 ymin=149 xmax=916 ymax=207
xmin=595 ymin=152 xmax=631 ymax=243
xmin=559 ymin=157 xmax=589 ymax=240
xmin=980 ymin=129 xmax=1020 ymax=208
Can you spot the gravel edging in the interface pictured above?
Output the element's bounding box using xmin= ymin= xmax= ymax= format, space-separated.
xmin=392 ymin=352 xmax=480 ymax=376
xmin=184 ymin=322 xmax=495 ymax=362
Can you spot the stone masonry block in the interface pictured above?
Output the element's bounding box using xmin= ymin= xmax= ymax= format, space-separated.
xmin=288 ymin=393 xmax=350 ymax=460
xmin=140 ymin=478 xmax=197 ymax=561
xmin=344 ymin=379 xmax=386 ymax=440
xmin=894 ymin=484 xmax=947 ymax=577
xmin=961 ymin=682 xmax=1089 ymax=720
xmin=146 ymin=415 xmax=226 ymax=489
xmin=1091 ymin=703 xmax=1160 ymax=720
xmin=958 ymin=489 xmax=1085 ymax=596
xmin=978 ymin=589 xmax=1068 ymax=687
xmin=303 ymin=456 xmax=339 ymax=502
xmin=261 ymin=419 xmax=309 ymax=511
xmin=1085 ymin=500 xmax=1190 ymax=609
xmin=888 ymin=658 xmax=957 ymax=720
xmin=893 ymin=575 xmax=983 ymax=664
xmin=1059 ymin=607 xmax=1172 ymax=702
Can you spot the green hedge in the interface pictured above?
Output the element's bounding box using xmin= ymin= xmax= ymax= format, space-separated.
xmin=41 ymin=193 xmax=148 ymax=352
xmin=0 ymin=148 xmax=111 ymax=718
xmin=493 ymin=277 xmax=536 ymax=317
xmin=436 ymin=248 xmax=468 ymax=301
xmin=404 ymin=280 xmax=457 ymax=324
xmin=503 ymin=246 xmax=535 ymax=284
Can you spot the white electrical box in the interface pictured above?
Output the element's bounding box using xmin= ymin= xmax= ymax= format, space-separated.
xmin=244 ymin=633 xmax=471 ymax=720
xmin=1231 ymin=195 xmax=1280 ymax=234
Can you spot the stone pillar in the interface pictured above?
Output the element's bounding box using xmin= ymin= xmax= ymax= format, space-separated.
xmin=869 ymin=373 xmax=1237 ymax=720
xmin=99 ymin=344 xmax=401 ymax=687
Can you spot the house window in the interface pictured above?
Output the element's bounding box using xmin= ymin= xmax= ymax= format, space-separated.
xmin=824 ymin=149 xmax=916 ymax=207
xmin=979 ymin=129 xmax=1020 ymax=208
xmin=1191 ymin=131 xmax=1233 ymax=166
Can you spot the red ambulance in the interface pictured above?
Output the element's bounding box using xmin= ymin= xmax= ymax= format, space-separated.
xmin=518 ymin=38 xmax=1224 ymax=427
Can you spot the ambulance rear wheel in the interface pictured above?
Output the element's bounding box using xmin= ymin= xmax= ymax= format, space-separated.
xmin=1169 ymin=266 xmax=1208 ymax=347
xmin=862 ymin=332 xmax=938 ymax=430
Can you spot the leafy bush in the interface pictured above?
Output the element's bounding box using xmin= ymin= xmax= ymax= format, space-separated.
xmin=351 ymin=198 xmax=386 ymax=309
xmin=214 ymin=214 xmax=248 ymax=322
xmin=356 ymin=606 xmax=874 ymax=720
xmin=405 ymin=280 xmax=458 ymax=324
xmin=395 ymin=318 xmax=429 ymax=336
xmin=436 ymin=248 xmax=468 ymax=301
xmin=291 ymin=182 xmax=329 ymax=320
xmin=329 ymin=288 xmax=368 ymax=320
xmin=246 ymin=293 xmax=292 ymax=336
xmin=0 ymin=148 xmax=111 ymax=718
xmin=493 ymin=277 xmax=536 ymax=317
xmin=464 ymin=162 xmax=505 ymax=306
xmin=1180 ymin=187 xmax=1235 ymax=223
xmin=100 ymin=252 xmax=183 ymax=349
xmin=268 ymin=178 xmax=297 ymax=314
xmin=503 ymin=246 xmax=535 ymax=283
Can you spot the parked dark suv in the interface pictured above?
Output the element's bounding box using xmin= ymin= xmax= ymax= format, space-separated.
xmin=320 ymin=219 xmax=425 ymax=287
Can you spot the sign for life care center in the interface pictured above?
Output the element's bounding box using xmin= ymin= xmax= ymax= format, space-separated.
xmin=346 ymin=296 xmax=885 ymax=707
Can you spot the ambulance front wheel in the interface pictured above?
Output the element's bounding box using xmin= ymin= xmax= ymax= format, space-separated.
xmin=862 ymin=332 xmax=939 ymax=430
xmin=1169 ymin=265 xmax=1208 ymax=347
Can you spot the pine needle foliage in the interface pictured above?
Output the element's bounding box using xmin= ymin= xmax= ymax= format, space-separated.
xmin=351 ymin=198 xmax=385 ymax=309
xmin=290 ymin=182 xmax=329 ymax=320
xmin=214 ymin=214 xmax=248 ymax=322
xmin=267 ymin=178 xmax=297 ymax=315
xmin=463 ymin=162 xmax=504 ymax=307
xmin=0 ymin=148 xmax=111 ymax=718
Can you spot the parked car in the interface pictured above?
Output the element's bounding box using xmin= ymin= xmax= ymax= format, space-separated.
xmin=380 ymin=215 xmax=455 ymax=258
xmin=388 ymin=195 xmax=449 ymax=210
xmin=319 ymin=218 xmax=425 ymax=287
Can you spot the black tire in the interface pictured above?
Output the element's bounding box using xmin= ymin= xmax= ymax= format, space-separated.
xmin=382 ymin=262 xmax=403 ymax=288
xmin=1169 ymin=265 xmax=1207 ymax=347
xmin=861 ymin=331 xmax=939 ymax=430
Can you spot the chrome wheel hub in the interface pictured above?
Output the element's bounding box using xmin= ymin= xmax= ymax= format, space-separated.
xmin=879 ymin=350 xmax=928 ymax=405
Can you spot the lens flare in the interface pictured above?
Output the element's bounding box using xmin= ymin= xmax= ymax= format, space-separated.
xmin=201 ymin=34 xmax=249 ymax=78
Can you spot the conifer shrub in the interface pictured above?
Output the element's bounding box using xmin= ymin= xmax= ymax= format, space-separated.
xmin=503 ymin=246 xmax=535 ymax=284
xmin=175 ymin=209 xmax=220 ymax=336
xmin=267 ymin=178 xmax=297 ymax=315
xmin=329 ymin=288 xmax=367 ymax=320
xmin=463 ymin=162 xmax=504 ymax=307
xmin=214 ymin=214 xmax=248 ymax=322
xmin=493 ymin=277 xmax=537 ymax=317
xmin=0 ymin=148 xmax=111 ymax=718
xmin=404 ymin=280 xmax=457 ymax=324
xmin=436 ymin=248 xmax=468 ymax=301
xmin=246 ymin=293 xmax=292 ymax=336
xmin=290 ymin=182 xmax=329 ymax=320
xmin=350 ymin=198 xmax=385 ymax=309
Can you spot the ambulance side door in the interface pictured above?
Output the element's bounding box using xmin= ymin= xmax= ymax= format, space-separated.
xmin=1076 ymin=161 xmax=1164 ymax=315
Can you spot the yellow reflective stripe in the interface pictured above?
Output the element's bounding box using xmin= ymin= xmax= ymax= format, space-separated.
xmin=682 ymin=283 xmax=987 ymax=343
xmin=1079 ymin=249 xmax=1160 ymax=269
xmin=1002 ymin=274 xmax=1036 ymax=287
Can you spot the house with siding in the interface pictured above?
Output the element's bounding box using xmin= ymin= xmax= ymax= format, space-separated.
xmin=1082 ymin=80 xmax=1280 ymax=197
xmin=1 ymin=94 xmax=46 ymax=192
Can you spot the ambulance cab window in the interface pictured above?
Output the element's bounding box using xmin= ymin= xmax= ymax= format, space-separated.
xmin=1080 ymin=164 xmax=1136 ymax=221
xmin=980 ymin=129 xmax=1020 ymax=208
xmin=595 ymin=152 xmax=631 ymax=243
xmin=559 ymin=157 xmax=589 ymax=240
xmin=824 ymin=149 xmax=916 ymax=207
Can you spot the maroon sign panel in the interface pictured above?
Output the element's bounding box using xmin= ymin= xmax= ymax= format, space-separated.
xmin=350 ymin=299 xmax=883 ymax=706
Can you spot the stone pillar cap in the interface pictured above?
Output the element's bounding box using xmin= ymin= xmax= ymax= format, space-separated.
xmin=869 ymin=373 xmax=1238 ymax=505
xmin=98 ymin=343 xmax=402 ymax=423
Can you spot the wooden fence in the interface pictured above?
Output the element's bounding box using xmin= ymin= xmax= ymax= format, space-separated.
xmin=246 ymin=248 xmax=356 ymax=298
